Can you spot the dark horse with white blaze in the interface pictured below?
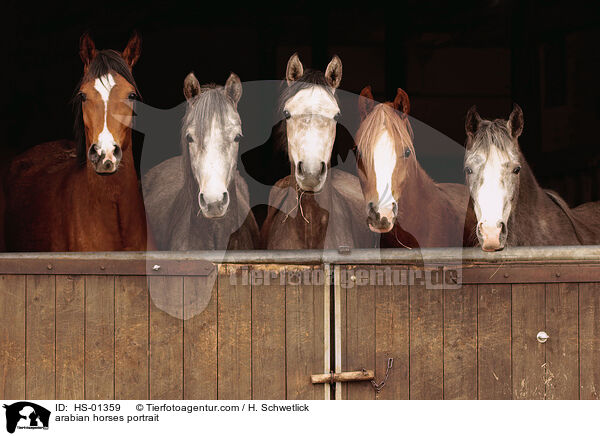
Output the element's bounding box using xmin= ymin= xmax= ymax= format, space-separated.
xmin=143 ymin=72 xmax=259 ymax=250
xmin=4 ymin=33 xmax=151 ymax=251
xmin=261 ymin=53 xmax=371 ymax=250
xmin=464 ymin=104 xmax=600 ymax=251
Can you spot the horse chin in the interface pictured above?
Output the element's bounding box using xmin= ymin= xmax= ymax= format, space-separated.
xmin=369 ymin=222 xmax=394 ymax=233
xmin=296 ymin=179 xmax=325 ymax=193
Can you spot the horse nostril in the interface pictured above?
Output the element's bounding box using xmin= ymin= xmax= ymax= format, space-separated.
xmin=199 ymin=193 xmax=206 ymax=207
xmin=222 ymin=192 xmax=228 ymax=204
xmin=104 ymin=161 xmax=112 ymax=170
xmin=113 ymin=145 xmax=122 ymax=159
xmin=297 ymin=161 xmax=304 ymax=176
xmin=499 ymin=221 xmax=507 ymax=235
xmin=320 ymin=161 xmax=326 ymax=176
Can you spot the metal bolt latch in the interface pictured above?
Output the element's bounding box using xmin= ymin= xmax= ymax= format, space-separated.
xmin=152 ymin=264 xmax=161 ymax=271
xmin=537 ymin=331 xmax=549 ymax=343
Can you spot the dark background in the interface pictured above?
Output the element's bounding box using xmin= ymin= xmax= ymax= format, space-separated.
xmin=2 ymin=0 xmax=600 ymax=207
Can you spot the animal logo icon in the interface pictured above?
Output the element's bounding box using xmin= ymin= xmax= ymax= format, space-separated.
xmin=2 ymin=402 xmax=50 ymax=434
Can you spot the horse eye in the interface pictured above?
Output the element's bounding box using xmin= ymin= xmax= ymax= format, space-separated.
xmin=283 ymin=110 xmax=291 ymax=120
xmin=186 ymin=133 xmax=193 ymax=143
xmin=334 ymin=112 xmax=341 ymax=121
xmin=465 ymin=167 xmax=473 ymax=175
xmin=128 ymin=92 xmax=138 ymax=100
xmin=234 ymin=134 xmax=242 ymax=142
xmin=513 ymin=166 xmax=521 ymax=174
xmin=404 ymin=148 xmax=411 ymax=158
xmin=79 ymin=92 xmax=87 ymax=102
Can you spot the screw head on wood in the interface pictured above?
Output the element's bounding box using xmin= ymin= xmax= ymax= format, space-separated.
xmin=503 ymin=272 xmax=509 ymax=278
xmin=47 ymin=264 xmax=53 ymax=270
xmin=100 ymin=265 xmax=105 ymax=270
xmin=537 ymin=331 xmax=549 ymax=343
xmin=153 ymin=265 xmax=161 ymax=271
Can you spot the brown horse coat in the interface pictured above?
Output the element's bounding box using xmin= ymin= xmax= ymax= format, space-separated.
xmin=6 ymin=140 xmax=148 ymax=251
xmin=261 ymin=169 xmax=373 ymax=249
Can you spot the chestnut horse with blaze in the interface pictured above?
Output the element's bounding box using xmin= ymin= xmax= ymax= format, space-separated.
xmin=5 ymin=34 xmax=151 ymax=251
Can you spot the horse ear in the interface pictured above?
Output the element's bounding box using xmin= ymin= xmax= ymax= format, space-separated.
xmin=122 ymin=32 xmax=142 ymax=69
xmin=79 ymin=32 xmax=97 ymax=71
xmin=393 ymin=88 xmax=410 ymax=115
xmin=465 ymin=105 xmax=482 ymax=138
xmin=325 ymin=55 xmax=343 ymax=89
xmin=183 ymin=72 xmax=201 ymax=102
xmin=286 ymin=53 xmax=304 ymax=85
xmin=358 ymin=86 xmax=375 ymax=121
xmin=224 ymin=72 xmax=243 ymax=107
xmin=508 ymin=103 xmax=524 ymax=138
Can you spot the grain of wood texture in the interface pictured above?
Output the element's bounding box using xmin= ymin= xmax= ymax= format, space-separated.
xmin=184 ymin=274 xmax=217 ymax=400
xmin=56 ymin=275 xmax=84 ymax=399
xmin=545 ymin=283 xmax=578 ymax=399
xmin=149 ymin=276 xmax=183 ymax=399
xmin=579 ymin=282 xmax=600 ymax=400
xmin=252 ymin=266 xmax=286 ymax=399
xmin=477 ymin=284 xmax=511 ymax=399
xmin=375 ymin=266 xmax=409 ymax=400
xmin=218 ymin=265 xmax=252 ymax=400
xmin=26 ymin=275 xmax=55 ymax=400
xmin=444 ymin=284 xmax=477 ymax=400
xmin=345 ymin=266 xmax=376 ymax=400
xmin=512 ymin=283 xmax=545 ymax=399
xmin=85 ymin=275 xmax=115 ymax=400
xmin=286 ymin=266 xmax=325 ymax=400
xmin=409 ymin=275 xmax=443 ymax=399
xmin=0 ymin=275 xmax=25 ymax=399
xmin=115 ymin=276 xmax=148 ymax=399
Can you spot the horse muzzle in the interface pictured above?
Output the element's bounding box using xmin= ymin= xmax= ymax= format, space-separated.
xmin=198 ymin=190 xmax=230 ymax=219
xmin=88 ymin=143 xmax=122 ymax=174
xmin=367 ymin=201 xmax=396 ymax=233
xmin=477 ymin=221 xmax=507 ymax=251
xmin=295 ymin=160 xmax=327 ymax=192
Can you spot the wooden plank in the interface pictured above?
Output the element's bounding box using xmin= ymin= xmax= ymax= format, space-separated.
xmin=286 ymin=266 xmax=325 ymax=400
xmin=512 ymin=283 xmax=545 ymax=399
xmin=580 ymin=282 xmax=600 ymax=400
xmin=333 ymin=265 xmax=342 ymax=400
xmin=461 ymin=264 xmax=600 ymax=284
xmin=26 ymin=275 xmax=55 ymax=400
xmin=251 ymin=265 xmax=286 ymax=400
xmin=217 ymin=265 xmax=252 ymax=400
xmin=444 ymin=284 xmax=477 ymax=399
xmin=115 ymin=276 xmax=148 ymax=399
xmin=149 ymin=276 xmax=183 ymax=399
xmin=56 ymin=275 xmax=84 ymax=399
xmin=375 ymin=266 xmax=409 ymax=400
xmin=345 ymin=266 xmax=376 ymax=400
xmin=85 ymin=275 xmax=115 ymax=400
xmin=184 ymin=274 xmax=217 ymax=399
xmin=409 ymin=273 xmax=443 ymax=400
xmin=545 ymin=283 xmax=578 ymax=399
xmin=477 ymin=284 xmax=511 ymax=399
xmin=0 ymin=275 xmax=26 ymax=399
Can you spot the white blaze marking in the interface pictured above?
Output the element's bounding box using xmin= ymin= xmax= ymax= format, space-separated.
xmin=373 ymin=130 xmax=397 ymax=210
xmin=93 ymin=74 xmax=117 ymax=162
xmin=476 ymin=147 xmax=509 ymax=227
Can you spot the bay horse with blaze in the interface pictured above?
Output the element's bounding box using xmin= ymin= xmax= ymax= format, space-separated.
xmin=5 ymin=33 xmax=151 ymax=251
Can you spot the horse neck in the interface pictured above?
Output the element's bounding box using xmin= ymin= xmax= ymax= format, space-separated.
xmin=396 ymin=160 xmax=456 ymax=245
xmin=508 ymin=154 xmax=556 ymax=243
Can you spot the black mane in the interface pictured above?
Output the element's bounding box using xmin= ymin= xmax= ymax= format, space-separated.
xmin=72 ymin=49 xmax=141 ymax=166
